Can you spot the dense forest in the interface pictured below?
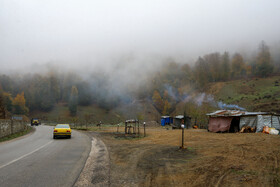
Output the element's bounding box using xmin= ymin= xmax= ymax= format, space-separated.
xmin=0 ymin=41 xmax=280 ymax=120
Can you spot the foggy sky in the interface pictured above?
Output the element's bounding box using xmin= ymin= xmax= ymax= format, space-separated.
xmin=1 ymin=0 xmax=280 ymax=71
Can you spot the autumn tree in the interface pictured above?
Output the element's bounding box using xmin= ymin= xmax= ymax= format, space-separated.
xmin=152 ymin=90 xmax=163 ymax=112
xmin=162 ymin=100 xmax=171 ymax=115
xmin=12 ymin=92 xmax=29 ymax=115
xmin=69 ymin=86 xmax=78 ymax=116
xmin=163 ymin=90 xmax=169 ymax=100
xmin=231 ymin=53 xmax=246 ymax=78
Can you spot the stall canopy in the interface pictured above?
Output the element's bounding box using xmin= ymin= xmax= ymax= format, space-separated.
xmin=207 ymin=110 xmax=280 ymax=133
xmin=240 ymin=114 xmax=280 ymax=132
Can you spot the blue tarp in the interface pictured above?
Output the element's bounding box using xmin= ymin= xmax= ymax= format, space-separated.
xmin=161 ymin=116 xmax=173 ymax=126
xmin=161 ymin=118 xmax=165 ymax=126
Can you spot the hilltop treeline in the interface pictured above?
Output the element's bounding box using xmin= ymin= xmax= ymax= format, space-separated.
xmin=0 ymin=41 xmax=279 ymax=117
xmin=193 ymin=41 xmax=278 ymax=88
xmin=143 ymin=41 xmax=280 ymax=115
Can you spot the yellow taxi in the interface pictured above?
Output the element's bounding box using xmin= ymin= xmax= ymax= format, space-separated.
xmin=53 ymin=124 xmax=72 ymax=139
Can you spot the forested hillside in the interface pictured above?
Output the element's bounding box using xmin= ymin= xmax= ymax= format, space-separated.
xmin=0 ymin=41 xmax=280 ymax=124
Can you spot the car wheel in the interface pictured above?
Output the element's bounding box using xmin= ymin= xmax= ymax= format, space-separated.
xmin=69 ymin=135 xmax=71 ymax=139
xmin=53 ymin=135 xmax=56 ymax=139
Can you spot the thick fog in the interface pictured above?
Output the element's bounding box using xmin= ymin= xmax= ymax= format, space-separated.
xmin=1 ymin=0 xmax=280 ymax=72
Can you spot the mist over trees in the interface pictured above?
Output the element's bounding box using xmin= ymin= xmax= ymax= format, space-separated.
xmin=193 ymin=41 xmax=276 ymax=88
xmin=69 ymin=86 xmax=78 ymax=116
xmin=0 ymin=41 xmax=280 ymax=117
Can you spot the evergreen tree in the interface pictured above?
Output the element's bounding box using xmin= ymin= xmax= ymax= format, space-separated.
xmin=69 ymin=86 xmax=78 ymax=116
xmin=204 ymin=52 xmax=222 ymax=82
xmin=221 ymin=52 xmax=230 ymax=80
xmin=0 ymin=93 xmax=6 ymax=119
xmin=194 ymin=57 xmax=210 ymax=89
xmin=2 ymin=92 xmax=13 ymax=112
xmin=152 ymin=90 xmax=163 ymax=112
xmin=255 ymin=41 xmax=273 ymax=77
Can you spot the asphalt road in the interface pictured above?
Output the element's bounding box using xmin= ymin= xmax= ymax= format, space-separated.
xmin=0 ymin=125 xmax=91 ymax=187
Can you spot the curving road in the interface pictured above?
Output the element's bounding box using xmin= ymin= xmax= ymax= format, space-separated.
xmin=0 ymin=125 xmax=91 ymax=187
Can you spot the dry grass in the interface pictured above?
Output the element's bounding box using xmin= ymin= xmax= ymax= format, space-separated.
xmin=90 ymin=126 xmax=280 ymax=187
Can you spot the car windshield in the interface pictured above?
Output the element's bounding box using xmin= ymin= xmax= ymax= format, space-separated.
xmin=56 ymin=125 xmax=70 ymax=128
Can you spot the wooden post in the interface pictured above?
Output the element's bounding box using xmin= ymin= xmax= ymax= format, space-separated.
xmin=181 ymin=124 xmax=185 ymax=149
xmin=117 ymin=124 xmax=119 ymax=133
xmin=138 ymin=121 xmax=140 ymax=136
xmin=144 ymin=122 xmax=146 ymax=137
xmin=125 ymin=122 xmax=127 ymax=134
xmin=134 ymin=121 xmax=136 ymax=134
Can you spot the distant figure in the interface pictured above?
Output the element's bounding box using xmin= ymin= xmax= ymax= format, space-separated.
xmin=97 ymin=121 xmax=102 ymax=128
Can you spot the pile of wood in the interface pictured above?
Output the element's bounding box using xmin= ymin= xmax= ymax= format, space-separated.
xmin=240 ymin=126 xmax=256 ymax=133
xmin=193 ymin=125 xmax=198 ymax=129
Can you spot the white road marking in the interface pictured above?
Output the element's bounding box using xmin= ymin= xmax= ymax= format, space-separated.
xmin=0 ymin=140 xmax=53 ymax=169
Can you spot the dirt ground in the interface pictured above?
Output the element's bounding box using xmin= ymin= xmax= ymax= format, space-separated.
xmin=88 ymin=126 xmax=280 ymax=187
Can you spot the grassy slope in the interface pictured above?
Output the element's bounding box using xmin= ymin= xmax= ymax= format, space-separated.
xmin=30 ymin=100 xmax=160 ymax=124
xmin=208 ymin=76 xmax=280 ymax=112
xmin=30 ymin=103 xmax=124 ymax=124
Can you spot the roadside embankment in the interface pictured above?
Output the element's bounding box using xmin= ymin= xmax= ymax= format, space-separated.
xmin=75 ymin=132 xmax=110 ymax=187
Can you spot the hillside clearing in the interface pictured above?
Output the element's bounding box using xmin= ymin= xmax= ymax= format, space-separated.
xmin=208 ymin=76 xmax=280 ymax=113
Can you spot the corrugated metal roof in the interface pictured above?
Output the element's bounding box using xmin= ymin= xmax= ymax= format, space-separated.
xmin=243 ymin=112 xmax=271 ymax=116
xmin=207 ymin=110 xmax=245 ymax=117
xmin=161 ymin=116 xmax=171 ymax=118
xmin=125 ymin=119 xmax=139 ymax=123
xmin=207 ymin=110 xmax=275 ymax=117
xmin=175 ymin=115 xmax=184 ymax=119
